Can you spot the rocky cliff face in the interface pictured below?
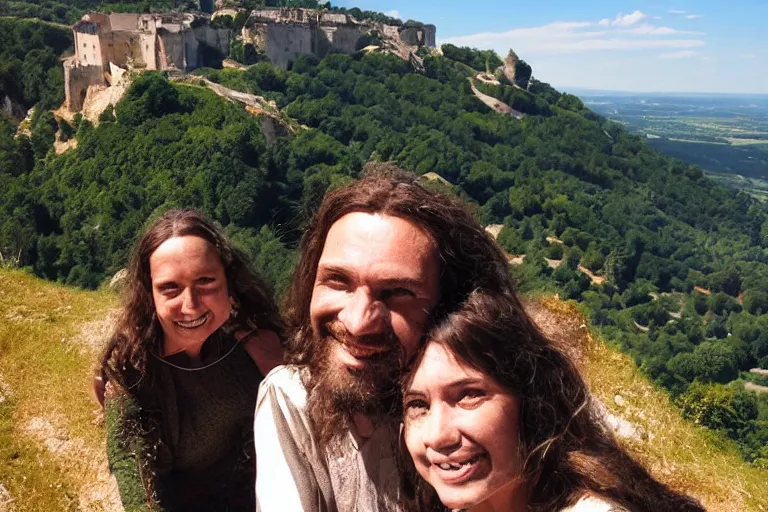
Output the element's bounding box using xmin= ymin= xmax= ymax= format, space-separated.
xmin=242 ymin=8 xmax=436 ymax=69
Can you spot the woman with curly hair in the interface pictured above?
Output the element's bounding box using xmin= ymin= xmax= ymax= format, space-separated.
xmin=97 ymin=209 xmax=283 ymax=511
xmin=401 ymin=290 xmax=704 ymax=512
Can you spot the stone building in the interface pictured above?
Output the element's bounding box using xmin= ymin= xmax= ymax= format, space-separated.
xmin=62 ymin=8 xmax=436 ymax=112
xmin=243 ymin=8 xmax=436 ymax=69
xmin=64 ymin=12 xmax=230 ymax=112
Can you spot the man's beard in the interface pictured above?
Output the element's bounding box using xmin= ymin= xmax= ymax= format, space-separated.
xmin=305 ymin=321 xmax=406 ymax=453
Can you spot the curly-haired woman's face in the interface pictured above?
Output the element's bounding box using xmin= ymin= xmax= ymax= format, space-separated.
xmin=403 ymin=342 xmax=525 ymax=511
xmin=150 ymin=236 xmax=230 ymax=355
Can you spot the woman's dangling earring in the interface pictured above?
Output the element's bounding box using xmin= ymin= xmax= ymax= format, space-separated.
xmin=229 ymin=296 xmax=240 ymax=319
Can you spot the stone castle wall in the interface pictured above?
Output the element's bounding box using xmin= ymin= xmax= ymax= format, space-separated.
xmin=262 ymin=23 xmax=314 ymax=69
xmin=319 ymin=24 xmax=362 ymax=53
xmin=245 ymin=8 xmax=436 ymax=69
xmin=63 ymin=59 xmax=104 ymax=112
xmin=66 ymin=12 xmax=231 ymax=111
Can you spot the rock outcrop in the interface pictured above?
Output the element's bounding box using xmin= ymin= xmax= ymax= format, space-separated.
xmin=497 ymin=49 xmax=532 ymax=89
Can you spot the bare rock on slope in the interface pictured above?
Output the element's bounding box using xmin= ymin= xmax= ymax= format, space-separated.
xmin=0 ymin=482 xmax=13 ymax=512
xmin=24 ymin=416 xmax=122 ymax=512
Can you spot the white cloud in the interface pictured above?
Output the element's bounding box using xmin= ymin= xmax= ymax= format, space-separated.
xmin=668 ymin=9 xmax=686 ymax=14
xmin=611 ymin=10 xmax=647 ymax=26
xmin=439 ymin=15 xmax=705 ymax=56
xmin=432 ymin=9 xmax=736 ymax=91
xmin=685 ymin=14 xmax=703 ymax=19
xmin=383 ymin=10 xmax=400 ymax=19
xmin=624 ymin=24 xmax=699 ymax=35
xmin=558 ymin=39 xmax=703 ymax=52
xmin=659 ymin=50 xmax=697 ymax=59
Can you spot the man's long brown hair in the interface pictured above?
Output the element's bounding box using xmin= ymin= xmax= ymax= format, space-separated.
xmin=283 ymin=163 xmax=518 ymax=365
xmin=401 ymin=290 xmax=704 ymax=512
xmin=99 ymin=208 xmax=283 ymax=393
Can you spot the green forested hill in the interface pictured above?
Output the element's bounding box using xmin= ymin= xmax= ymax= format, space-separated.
xmin=0 ymin=14 xmax=767 ymax=467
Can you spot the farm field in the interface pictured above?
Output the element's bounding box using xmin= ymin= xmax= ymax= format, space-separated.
xmin=576 ymin=91 xmax=768 ymax=197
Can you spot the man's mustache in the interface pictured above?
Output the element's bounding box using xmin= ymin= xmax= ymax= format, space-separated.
xmin=324 ymin=321 xmax=398 ymax=350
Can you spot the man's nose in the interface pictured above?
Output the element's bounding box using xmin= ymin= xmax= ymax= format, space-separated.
xmin=423 ymin=403 xmax=461 ymax=454
xmin=337 ymin=287 xmax=389 ymax=338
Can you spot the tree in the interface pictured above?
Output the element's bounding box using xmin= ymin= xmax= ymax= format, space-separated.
xmin=21 ymin=48 xmax=58 ymax=106
xmin=667 ymin=341 xmax=738 ymax=384
xmin=580 ymin=241 xmax=605 ymax=272
xmin=743 ymin=289 xmax=768 ymax=316
xmin=677 ymin=382 xmax=756 ymax=435
xmin=708 ymin=292 xmax=741 ymax=316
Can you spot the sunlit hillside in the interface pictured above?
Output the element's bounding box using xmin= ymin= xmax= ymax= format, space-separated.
xmin=0 ymin=268 xmax=119 ymax=511
xmin=0 ymin=268 xmax=765 ymax=511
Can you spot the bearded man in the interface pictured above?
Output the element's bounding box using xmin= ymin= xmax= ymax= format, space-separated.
xmin=254 ymin=165 xmax=516 ymax=511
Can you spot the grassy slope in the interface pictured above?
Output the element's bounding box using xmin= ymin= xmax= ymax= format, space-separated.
xmin=0 ymin=268 xmax=117 ymax=511
xmin=528 ymin=297 xmax=768 ymax=511
xmin=0 ymin=269 xmax=765 ymax=510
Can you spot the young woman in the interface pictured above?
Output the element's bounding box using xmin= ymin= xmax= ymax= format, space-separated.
xmin=98 ymin=209 xmax=283 ymax=511
xmin=401 ymin=290 xmax=704 ymax=512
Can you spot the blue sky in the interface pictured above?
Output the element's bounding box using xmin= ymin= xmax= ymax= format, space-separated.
xmin=334 ymin=1 xmax=768 ymax=94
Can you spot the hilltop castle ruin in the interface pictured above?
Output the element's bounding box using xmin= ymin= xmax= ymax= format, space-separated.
xmin=64 ymin=12 xmax=230 ymax=111
xmin=63 ymin=8 xmax=436 ymax=113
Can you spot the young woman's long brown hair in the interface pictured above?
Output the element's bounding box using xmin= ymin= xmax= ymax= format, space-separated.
xmin=98 ymin=208 xmax=283 ymax=396
xmin=401 ymin=290 xmax=704 ymax=512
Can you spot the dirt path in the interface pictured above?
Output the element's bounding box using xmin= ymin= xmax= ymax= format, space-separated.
xmin=468 ymin=79 xmax=524 ymax=119
xmin=744 ymin=382 xmax=768 ymax=394
xmin=176 ymin=76 xmax=298 ymax=133
xmin=578 ymin=265 xmax=606 ymax=286
xmin=23 ymin=416 xmax=122 ymax=512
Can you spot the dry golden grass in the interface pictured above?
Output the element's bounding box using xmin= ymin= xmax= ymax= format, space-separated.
xmin=527 ymin=296 xmax=768 ymax=512
xmin=0 ymin=268 xmax=119 ymax=511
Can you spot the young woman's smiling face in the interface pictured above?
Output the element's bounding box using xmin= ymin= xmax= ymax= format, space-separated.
xmin=403 ymin=342 xmax=525 ymax=511
xmin=149 ymin=235 xmax=230 ymax=355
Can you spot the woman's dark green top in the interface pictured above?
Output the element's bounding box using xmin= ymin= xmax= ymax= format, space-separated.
xmin=106 ymin=330 xmax=263 ymax=512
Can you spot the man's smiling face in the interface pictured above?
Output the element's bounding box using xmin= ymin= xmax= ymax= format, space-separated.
xmin=308 ymin=211 xmax=440 ymax=412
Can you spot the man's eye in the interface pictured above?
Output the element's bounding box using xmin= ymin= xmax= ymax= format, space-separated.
xmin=381 ymin=288 xmax=415 ymax=301
xmin=320 ymin=273 xmax=349 ymax=290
